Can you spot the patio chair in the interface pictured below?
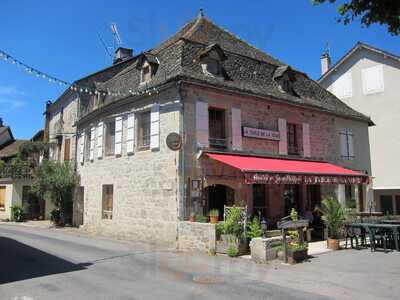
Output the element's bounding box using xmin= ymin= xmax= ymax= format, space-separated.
xmin=345 ymin=226 xmax=359 ymax=249
xmin=370 ymin=228 xmax=391 ymax=253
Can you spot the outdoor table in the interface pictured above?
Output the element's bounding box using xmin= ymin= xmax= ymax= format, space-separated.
xmin=348 ymin=223 xmax=400 ymax=251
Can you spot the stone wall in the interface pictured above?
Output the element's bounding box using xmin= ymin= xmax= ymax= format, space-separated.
xmin=78 ymin=87 xmax=182 ymax=246
xmin=178 ymin=221 xmax=216 ymax=252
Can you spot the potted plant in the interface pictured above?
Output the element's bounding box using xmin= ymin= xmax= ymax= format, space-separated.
xmin=318 ymin=196 xmax=347 ymax=250
xmin=215 ymin=206 xmax=248 ymax=255
xmin=208 ymin=209 xmax=219 ymax=224
xmin=286 ymin=208 xmax=308 ymax=263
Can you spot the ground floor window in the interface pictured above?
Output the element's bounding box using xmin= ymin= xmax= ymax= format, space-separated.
xmin=102 ymin=184 xmax=113 ymax=220
xmin=284 ymin=184 xmax=300 ymax=216
xmin=0 ymin=186 xmax=5 ymax=210
xmin=253 ymin=184 xmax=267 ymax=218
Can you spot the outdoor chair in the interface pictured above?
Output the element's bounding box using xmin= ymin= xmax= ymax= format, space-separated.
xmin=370 ymin=228 xmax=391 ymax=253
xmin=345 ymin=226 xmax=360 ymax=249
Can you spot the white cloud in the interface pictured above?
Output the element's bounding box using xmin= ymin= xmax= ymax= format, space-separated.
xmin=0 ymin=85 xmax=26 ymax=112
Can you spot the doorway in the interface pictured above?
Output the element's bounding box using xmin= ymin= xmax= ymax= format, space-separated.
xmin=206 ymin=185 xmax=234 ymax=220
xmin=22 ymin=186 xmax=45 ymax=220
xmin=380 ymin=195 xmax=393 ymax=215
xmin=253 ymin=184 xmax=266 ymax=219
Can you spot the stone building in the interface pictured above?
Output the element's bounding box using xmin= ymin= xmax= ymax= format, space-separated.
xmin=46 ymin=12 xmax=373 ymax=246
xmin=319 ymin=43 xmax=400 ymax=215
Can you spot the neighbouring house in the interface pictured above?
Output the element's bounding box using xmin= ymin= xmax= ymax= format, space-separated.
xmin=0 ymin=119 xmax=51 ymax=220
xmin=46 ymin=12 xmax=373 ymax=248
xmin=318 ymin=42 xmax=400 ymax=215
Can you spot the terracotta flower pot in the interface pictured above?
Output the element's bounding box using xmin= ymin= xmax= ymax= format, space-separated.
xmin=327 ymin=238 xmax=340 ymax=250
xmin=209 ymin=216 xmax=219 ymax=224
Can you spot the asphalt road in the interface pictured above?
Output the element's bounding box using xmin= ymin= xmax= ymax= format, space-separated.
xmin=0 ymin=224 xmax=399 ymax=300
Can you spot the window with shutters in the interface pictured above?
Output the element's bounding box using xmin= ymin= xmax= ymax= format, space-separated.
xmin=0 ymin=186 xmax=5 ymax=210
xmin=362 ymin=65 xmax=384 ymax=95
xmin=102 ymin=184 xmax=113 ymax=219
xmin=105 ymin=121 xmax=115 ymax=156
xmin=331 ymin=72 xmax=352 ymax=99
xmin=209 ymin=108 xmax=226 ymax=148
xmin=287 ymin=123 xmax=299 ymax=155
xmin=137 ymin=111 xmax=151 ymax=150
xmin=340 ymin=129 xmax=354 ymax=160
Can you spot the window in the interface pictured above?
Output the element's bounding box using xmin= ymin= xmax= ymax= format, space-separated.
xmin=64 ymin=138 xmax=71 ymax=161
xmin=141 ymin=65 xmax=152 ymax=83
xmin=102 ymin=184 xmax=113 ymax=219
xmin=0 ymin=186 xmax=5 ymax=210
xmin=208 ymin=108 xmax=226 ymax=148
xmin=202 ymin=58 xmax=222 ymax=77
xmin=105 ymin=121 xmax=115 ymax=156
xmin=362 ymin=65 xmax=384 ymax=95
xmin=137 ymin=111 xmax=151 ymax=150
xmin=287 ymin=123 xmax=298 ymax=155
xmin=380 ymin=195 xmax=393 ymax=215
xmin=331 ymin=72 xmax=352 ymax=99
xmin=340 ymin=129 xmax=354 ymax=160
xmin=85 ymin=129 xmax=91 ymax=161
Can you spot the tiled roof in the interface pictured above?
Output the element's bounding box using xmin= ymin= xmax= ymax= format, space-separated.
xmin=0 ymin=140 xmax=27 ymax=159
xmin=77 ymin=14 xmax=372 ymax=124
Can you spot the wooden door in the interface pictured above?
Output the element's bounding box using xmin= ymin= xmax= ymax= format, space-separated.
xmin=64 ymin=138 xmax=71 ymax=161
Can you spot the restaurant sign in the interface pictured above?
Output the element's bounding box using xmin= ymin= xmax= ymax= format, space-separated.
xmin=242 ymin=127 xmax=280 ymax=141
xmin=244 ymin=173 xmax=369 ymax=185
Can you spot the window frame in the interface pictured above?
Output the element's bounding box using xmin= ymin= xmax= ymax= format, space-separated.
xmin=340 ymin=129 xmax=355 ymax=160
xmin=287 ymin=123 xmax=299 ymax=155
xmin=208 ymin=107 xmax=227 ymax=148
xmin=102 ymin=184 xmax=113 ymax=220
xmin=85 ymin=129 xmax=91 ymax=161
xmin=104 ymin=121 xmax=116 ymax=156
xmin=137 ymin=110 xmax=151 ymax=151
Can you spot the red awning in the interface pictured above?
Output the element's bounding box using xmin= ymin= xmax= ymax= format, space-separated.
xmin=205 ymin=153 xmax=368 ymax=185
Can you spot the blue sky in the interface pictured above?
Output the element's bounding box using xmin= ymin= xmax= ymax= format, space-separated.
xmin=0 ymin=0 xmax=399 ymax=139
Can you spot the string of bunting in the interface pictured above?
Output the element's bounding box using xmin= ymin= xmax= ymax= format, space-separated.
xmin=0 ymin=49 xmax=158 ymax=97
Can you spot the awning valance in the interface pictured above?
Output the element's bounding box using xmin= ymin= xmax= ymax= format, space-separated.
xmin=204 ymin=153 xmax=368 ymax=185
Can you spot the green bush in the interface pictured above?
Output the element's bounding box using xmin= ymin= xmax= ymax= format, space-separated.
xmin=221 ymin=206 xmax=244 ymax=238
xmin=50 ymin=208 xmax=61 ymax=224
xmin=227 ymin=245 xmax=239 ymax=257
xmin=10 ymin=205 xmax=24 ymax=222
xmin=247 ymin=216 xmax=263 ymax=239
xmin=317 ymin=196 xmax=347 ymax=239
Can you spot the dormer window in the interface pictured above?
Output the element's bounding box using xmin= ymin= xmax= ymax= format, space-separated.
xmin=273 ymin=65 xmax=298 ymax=97
xmin=136 ymin=53 xmax=159 ymax=84
xmin=197 ymin=44 xmax=227 ymax=79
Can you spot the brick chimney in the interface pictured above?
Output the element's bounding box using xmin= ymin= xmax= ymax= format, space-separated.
xmin=320 ymin=52 xmax=331 ymax=76
xmin=113 ymin=47 xmax=133 ymax=64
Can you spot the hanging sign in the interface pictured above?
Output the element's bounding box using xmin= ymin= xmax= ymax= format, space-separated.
xmin=243 ymin=127 xmax=280 ymax=141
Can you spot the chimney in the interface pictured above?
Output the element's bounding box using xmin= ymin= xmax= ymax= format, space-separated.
xmin=320 ymin=52 xmax=331 ymax=75
xmin=113 ymin=47 xmax=133 ymax=64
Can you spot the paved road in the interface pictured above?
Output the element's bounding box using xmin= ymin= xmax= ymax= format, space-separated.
xmin=0 ymin=224 xmax=399 ymax=300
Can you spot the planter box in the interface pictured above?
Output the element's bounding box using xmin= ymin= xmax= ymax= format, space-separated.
xmin=287 ymin=248 xmax=308 ymax=264
xmin=216 ymin=234 xmax=248 ymax=256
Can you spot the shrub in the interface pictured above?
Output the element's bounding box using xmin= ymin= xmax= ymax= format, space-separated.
xmin=317 ymin=196 xmax=347 ymax=239
xmin=221 ymin=206 xmax=244 ymax=238
xmin=10 ymin=205 xmax=24 ymax=222
xmin=227 ymin=245 xmax=239 ymax=257
xmin=247 ymin=216 xmax=263 ymax=239
xmin=50 ymin=208 xmax=61 ymax=224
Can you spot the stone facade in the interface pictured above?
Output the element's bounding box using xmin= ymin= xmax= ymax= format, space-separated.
xmin=178 ymin=221 xmax=216 ymax=252
xmin=77 ymin=87 xmax=182 ymax=246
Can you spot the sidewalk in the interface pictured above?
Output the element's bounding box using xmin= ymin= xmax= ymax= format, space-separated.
xmin=0 ymin=220 xmax=53 ymax=229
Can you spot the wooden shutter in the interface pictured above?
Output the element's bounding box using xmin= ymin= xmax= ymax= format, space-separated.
xmin=231 ymin=107 xmax=242 ymax=150
xmin=126 ymin=113 xmax=135 ymax=154
xmin=278 ymin=118 xmax=288 ymax=155
xmin=339 ymin=129 xmax=348 ymax=158
xmin=97 ymin=122 xmax=104 ymax=159
xmin=79 ymin=133 xmax=85 ymax=164
xmin=196 ymin=101 xmax=209 ymax=148
xmin=302 ymin=123 xmax=311 ymax=157
xmin=150 ymin=104 xmax=160 ymax=150
xmin=90 ymin=127 xmax=95 ymax=161
xmin=64 ymin=138 xmax=71 ymax=161
xmin=115 ymin=117 xmax=123 ymax=156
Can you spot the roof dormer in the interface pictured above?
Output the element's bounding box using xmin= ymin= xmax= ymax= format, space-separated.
xmin=273 ymin=65 xmax=298 ymax=97
xmin=196 ymin=44 xmax=227 ymax=78
xmin=136 ymin=53 xmax=159 ymax=84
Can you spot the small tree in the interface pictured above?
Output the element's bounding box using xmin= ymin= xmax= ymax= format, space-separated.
xmin=32 ymin=160 xmax=77 ymax=224
xmin=317 ymin=196 xmax=347 ymax=239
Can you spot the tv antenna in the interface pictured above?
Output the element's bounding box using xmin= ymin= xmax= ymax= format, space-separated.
xmin=111 ymin=22 xmax=123 ymax=49
xmin=97 ymin=32 xmax=113 ymax=58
